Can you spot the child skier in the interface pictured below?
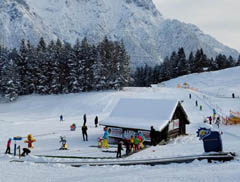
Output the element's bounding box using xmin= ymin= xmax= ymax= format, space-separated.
xmin=116 ymin=141 xmax=123 ymax=158
xmin=125 ymin=139 xmax=131 ymax=155
xmin=134 ymin=135 xmax=140 ymax=152
xmin=130 ymin=136 xmax=134 ymax=152
xmin=5 ymin=138 xmax=12 ymax=154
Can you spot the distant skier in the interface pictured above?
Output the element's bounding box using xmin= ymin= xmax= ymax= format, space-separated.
xmin=125 ymin=139 xmax=131 ymax=155
xmin=150 ymin=126 xmax=156 ymax=146
xmin=216 ymin=117 xmax=221 ymax=128
xmin=116 ymin=141 xmax=123 ymax=158
xmin=59 ymin=136 xmax=68 ymax=150
xmin=82 ymin=124 xmax=88 ymax=141
xmin=232 ymin=93 xmax=235 ymax=98
xmin=200 ymin=105 xmax=202 ymax=111
xmin=189 ymin=93 xmax=191 ymax=99
xmin=195 ymin=100 xmax=198 ymax=107
xmin=94 ymin=116 xmax=98 ymax=128
xmin=60 ymin=115 xmax=63 ymax=122
xmin=208 ymin=116 xmax=212 ymax=125
xmin=5 ymin=138 xmax=12 ymax=154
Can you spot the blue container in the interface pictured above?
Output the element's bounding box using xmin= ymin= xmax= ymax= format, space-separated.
xmin=203 ymin=131 xmax=222 ymax=152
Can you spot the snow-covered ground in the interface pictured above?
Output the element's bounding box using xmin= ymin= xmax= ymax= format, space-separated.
xmin=1 ymin=66 xmax=240 ymax=182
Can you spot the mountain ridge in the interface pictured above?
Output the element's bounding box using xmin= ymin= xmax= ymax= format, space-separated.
xmin=0 ymin=0 xmax=238 ymax=67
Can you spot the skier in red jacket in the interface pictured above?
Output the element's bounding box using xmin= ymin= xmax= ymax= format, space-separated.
xmin=5 ymin=138 xmax=12 ymax=154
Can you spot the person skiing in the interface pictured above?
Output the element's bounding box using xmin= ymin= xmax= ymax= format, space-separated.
xmin=130 ymin=136 xmax=134 ymax=152
xmin=82 ymin=124 xmax=88 ymax=141
xmin=189 ymin=93 xmax=191 ymax=99
xmin=150 ymin=126 xmax=156 ymax=146
xmin=116 ymin=141 xmax=123 ymax=158
xmin=60 ymin=115 xmax=63 ymax=122
xmin=200 ymin=105 xmax=203 ymax=111
xmin=134 ymin=135 xmax=140 ymax=152
xmin=5 ymin=138 xmax=12 ymax=154
xmin=195 ymin=100 xmax=198 ymax=107
xmin=208 ymin=116 xmax=212 ymax=125
xmin=94 ymin=116 xmax=98 ymax=128
xmin=21 ymin=148 xmax=31 ymax=156
xmin=216 ymin=117 xmax=221 ymax=128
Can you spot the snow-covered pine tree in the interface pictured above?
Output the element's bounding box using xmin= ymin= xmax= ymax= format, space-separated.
xmin=215 ymin=54 xmax=227 ymax=70
xmin=25 ymin=40 xmax=37 ymax=94
xmin=73 ymin=38 xmax=84 ymax=92
xmin=1 ymin=59 xmax=19 ymax=102
xmin=169 ymin=51 xmax=178 ymax=78
xmin=116 ymin=41 xmax=130 ymax=89
xmin=237 ymin=55 xmax=240 ymax=66
xmin=36 ymin=39 xmax=52 ymax=94
xmin=80 ymin=37 xmax=91 ymax=91
xmin=97 ymin=36 xmax=113 ymax=90
xmin=227 ymin=56 xmax=235 ymax=68
xmin=0 ymin=46 xmax=9 ymax=97
xmin=61 ymin=42 xmax=73 ymax=94
xmin=67 ymin=39 xmax=80 ymax=93
xmin=177 ymin=48 xmax=188 ymax=76
xmin=16 ymin=39 xmax=29 ymax=95
xmin=188 ymin=52 xmax=195 ymax=73
xmin=85 ymin=44 xmax=97 ymax=91
xmin=194 ymin=49 xmax=208 ymax=72
xmin=50 ymin=39 xmax=63 ymax=94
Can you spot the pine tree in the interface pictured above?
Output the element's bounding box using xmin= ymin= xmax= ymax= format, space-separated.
xmin=215 ymin=54 xmax=227 ymax=69
xmin=133 ymin=66 xmax=145 ymax=87
xmin=237 ymin=55 xmax=240 ymax=66
xmin=194 ymin=49 xmax=208 ymax=72
xmin=0 ymin=46 xmax=9 ymax=96
xmin=16 ymin=39 xmax=29 ymax=95
xmin=227 ymin=56 xmax=235 ymax=68
xmin=188 ymin=52 xmax=195 ymax=73
xmin=80 ymin=38 xmax=91 ymax=91
xmin=50 ymin=39 xmax=63 ymax=94
xmin=177 ymin=48 xmax=187 ymax=76
xmin=97 ymin=36 xmax=113 ymax=90
xmin=116 ymin=41 xmax=131 ymax=89
xmin=2 ymin=59 xmax=19 ymax=101
xmin=73 ymin=38 xmax=84 ymax=92
xmin=169 ymin=51 xmax=178 ymax=78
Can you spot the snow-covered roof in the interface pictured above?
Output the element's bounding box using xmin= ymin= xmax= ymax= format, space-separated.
xmin=100 ymin=98 xmax=179 ymax=131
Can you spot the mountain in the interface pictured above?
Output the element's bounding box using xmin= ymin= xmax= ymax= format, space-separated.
xmin=0 ymin=0 xmax=239 ymax=68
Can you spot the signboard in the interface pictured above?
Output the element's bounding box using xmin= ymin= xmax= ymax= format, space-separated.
xmin=13 ymin=136 xmax=22 ymax=141
xmin=138 ymin=130 xmax=151 ymax=141
xmin=108 ymin=127 xmax=123 ymax=138
xmin=168 ymin=119 xmax=179 ymax=131
xmin=123 ymin=130 xmax=136 ymax=139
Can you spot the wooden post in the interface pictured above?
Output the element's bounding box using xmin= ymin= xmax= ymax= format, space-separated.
xmin=17 ymin=145 xmax=21 ymax=159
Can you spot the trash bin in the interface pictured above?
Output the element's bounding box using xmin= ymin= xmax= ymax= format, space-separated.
xmin=203 ymin=131 xmax=222 ymax=152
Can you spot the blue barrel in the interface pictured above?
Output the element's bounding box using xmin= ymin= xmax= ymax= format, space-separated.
xmin=203 ymin=131 xmax=222 ymax=152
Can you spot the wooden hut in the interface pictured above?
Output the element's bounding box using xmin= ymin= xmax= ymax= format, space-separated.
xmin=100 ymin=98 xmax=190 ymax=144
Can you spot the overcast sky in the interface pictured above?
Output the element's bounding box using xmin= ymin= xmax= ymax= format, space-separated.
xmin=153 ymin=0 xmax=240 ymax=51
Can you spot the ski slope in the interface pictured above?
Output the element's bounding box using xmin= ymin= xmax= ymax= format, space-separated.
xmin=0 ymin=66 xmax=240 ymax=182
